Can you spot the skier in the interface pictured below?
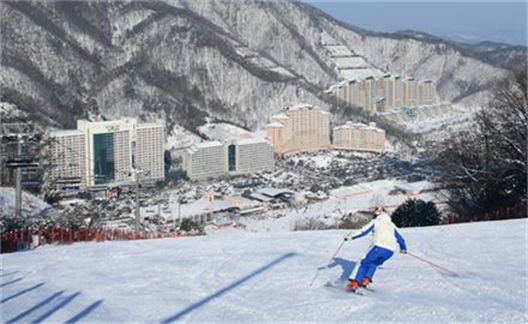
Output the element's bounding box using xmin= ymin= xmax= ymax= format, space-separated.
xmin=343 ymin=207 xmax=407 ymax=292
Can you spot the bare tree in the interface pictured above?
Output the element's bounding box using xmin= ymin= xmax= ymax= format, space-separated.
xmin=434 ymin=64 xmax=527 ymax=218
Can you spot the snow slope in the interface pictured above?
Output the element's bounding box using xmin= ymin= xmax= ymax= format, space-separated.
xmin=1 ymin=219 xmax=527 ymax=322
xmin=0 ymin=187 xmax=52 ymax=218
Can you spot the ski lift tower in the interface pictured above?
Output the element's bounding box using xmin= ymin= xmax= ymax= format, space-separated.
xmin=131 ymin=167 xmax=149 ymax=232
xmin=1 ymin=123 xmax=40 ymax=218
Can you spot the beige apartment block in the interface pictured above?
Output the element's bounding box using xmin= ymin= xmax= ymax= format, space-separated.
xmin=418 ymin=80 xmax=435 ymax=105
xmin=48 ymin=118 xmax=165 ymax=188
xmin=333 ymin=122 xmax=385 ymax=153
xmin=266 ymin=103 xmax=331 ymax=156
xmin=326 ymin=75 xmax=436 ymax=112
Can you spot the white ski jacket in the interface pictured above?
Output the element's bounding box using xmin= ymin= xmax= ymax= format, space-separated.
xmin=345 ymin=213 xmax=407 ymax=252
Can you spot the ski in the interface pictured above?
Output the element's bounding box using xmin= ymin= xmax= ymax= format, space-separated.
xmin=347 ymin=289 xmax=364 ymax=296
xmin=324 ymin=281 xmax=364 ymax=295
xmin=361 ymin=286 xmax=375 ymax=293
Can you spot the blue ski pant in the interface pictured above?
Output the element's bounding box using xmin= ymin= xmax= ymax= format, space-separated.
xmin=350 ymin=245 xmax=394 ymax=282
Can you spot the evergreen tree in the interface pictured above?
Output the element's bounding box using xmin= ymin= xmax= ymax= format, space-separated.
xmin=392 ymin=199 xmax=441 ymax=227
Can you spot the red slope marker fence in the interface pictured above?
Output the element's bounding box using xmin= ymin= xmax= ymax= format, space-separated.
xmin=442 ymin=201 xmax=527 ymax=225
xmin=0 ymin=227 xmax=198 ymax=254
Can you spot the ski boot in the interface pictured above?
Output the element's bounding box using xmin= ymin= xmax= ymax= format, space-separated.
xmin=346 ymin=280 xmax=359 ymax=292
xmin=360 ymin=277 xmax=372 ymax=288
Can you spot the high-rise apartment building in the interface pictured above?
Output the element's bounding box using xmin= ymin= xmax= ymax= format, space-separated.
xmin=136 ymin=123 xmax=165 ymax=181
xmin=333 ymin=122 xmax=385 ymax=153
xmin=326 ymin=75 xmax=436 ymax=112
xmin=183 ymin=138 xmax=274 ymax=181
xmin=48 ymin=119 xmax=165 ymax=188
xmin=183 ymin=141 xmax=226 ymax=180
xmin=266 ymin=103 xmax=331 ymax=156
xmin=47 ymin=129 xmax=87 ymax=186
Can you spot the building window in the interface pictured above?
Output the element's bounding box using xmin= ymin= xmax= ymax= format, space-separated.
xmin=228 ymin=144 xmax=236 ymax=172
xmin=93 ymin=133 xmax=115 ymax=185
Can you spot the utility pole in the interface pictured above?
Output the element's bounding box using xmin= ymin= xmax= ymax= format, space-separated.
xmin=15 ymin=135 xmax=23 ymax=218
xmin=178 ymin=197 xmax=182 ymax=229
xmin=135 ymin=169 xmax=141 ymax=232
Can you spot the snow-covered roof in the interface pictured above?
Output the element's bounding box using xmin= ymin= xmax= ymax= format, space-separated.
xmin=271 ymin=113 xmax=289 ymax=120
xmin=287 ymin=103 xmax=313 ymax=111
xmin=48 ymin=129 xmax=84 ymax=137
xmin=248 ymin=192 xmax=274 ymax=202
xmin=267 ymin=122 xmax=284 ymax=128
xmin=198 ymin=122 xmax=254 ymax=141
xmin=137 ymin=121 xmax=164 ymax=129
xmin=195 ymin=141 xmax=223 ymax=148
xmin=252 ymin=130 xmax=267 ymax=140
xmin=176 ymin=198 xmax=233 ymax=218
xmin=236 ymin=138 xmax=270 ymax=146
xmin=160 ymin=195 xmax=262 ymax=219
xmin=186 ymin=141 xmax=223 ymax=154
xmin=334 ymin=121 xmax=384 ymax=132
xmin=256 ymin=187 xmax=294 ymax=198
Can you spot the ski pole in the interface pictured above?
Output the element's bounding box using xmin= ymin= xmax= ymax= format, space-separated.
xmin=308 ymin=267 xmax=321 ymax=287
xmin=328 ymin=240 xmax=346 ymax=264
xmin=308 ymin=240 xmax=346 ymax=287
xmin=407 ymin=252 xmax=458 ymax=277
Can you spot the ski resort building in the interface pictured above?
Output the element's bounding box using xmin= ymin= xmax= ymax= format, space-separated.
xmin=183 ymin=138 xmax=274 ymax=181
xmin=332 ymin=122 xmax=385 ymax=153
xmin=183 ymin=141 xmax=226 ymax=180
xmin=47 ymin=129 xmax=88 ymax=187
xmin=325 ymin=75 xmax=436 ymax=113
xmin=135 ymin=123 xmax=165 ymax=181
xmin=266 ymin=103 xmax=331 ymax=156
xmin=48 ymin=119 xmax=165 ymax=188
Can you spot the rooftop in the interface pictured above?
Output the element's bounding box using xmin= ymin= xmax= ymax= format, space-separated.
xmin=186 ymin=141 xmax=224 ymax=154
xmin=267 ymin=122 xmax=285 ymax=128
xmin=271 ymin=113 xmax=289 ymax=120
xmin=236 ymin=138 xmax=270 ymax=146
xmin=194 ymin=141 xmax=223 ymax=148
xmin=287 ymin=103 xmax=313 ymax=111
xmin=48 ymin=129 xmax=84 ymax=137
xmin=256 ymin=187 xmax=294 ymax=198
xmin=334 ymin=121 xmax=384 ymax=131
xmin=137 ymin=121 xmax=164 ymax=129
xmin=198 ymin=123 xmax=254 ymax=141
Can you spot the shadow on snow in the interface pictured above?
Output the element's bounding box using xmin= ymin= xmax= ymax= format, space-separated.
xmin=326 ymin=257 xmax=357 ymax=282
xmin=2 ymin=270 xmax=104 ymax=323
xmin=161 ymin=252 xmax=298 ymax=323
xmin=1 ymin=283 xmax=46 ymax=304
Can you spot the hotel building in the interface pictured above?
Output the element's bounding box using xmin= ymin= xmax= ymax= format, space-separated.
xmin=183 ymin=138 xmax=274 ymax=181
xmin=48 ymin=119 xmax=165 ymax=188
xmin=266 ymin=103 xmax=331 ymax=156
xmin=333 ymin=122 xmax=385 ymax=153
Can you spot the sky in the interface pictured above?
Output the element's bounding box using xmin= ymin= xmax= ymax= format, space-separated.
xmin=306 ymin=1 xmax=527 ymax=46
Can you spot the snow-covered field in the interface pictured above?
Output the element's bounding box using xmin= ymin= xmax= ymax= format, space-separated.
xmin=241 ymin=179 xmax=441 ymax=232
xmin=1 ymin=219 xmax=526 ymax=322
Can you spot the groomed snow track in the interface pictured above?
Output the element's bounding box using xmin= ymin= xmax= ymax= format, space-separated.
xmin=1 ymin=219 xmax=526 ymax=322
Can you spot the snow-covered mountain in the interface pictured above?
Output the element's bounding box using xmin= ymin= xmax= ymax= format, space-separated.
xmin=0 ymin=0 xmax=517 ymax=135
xmin=1 ymin=219 xmax=526 ymax=322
